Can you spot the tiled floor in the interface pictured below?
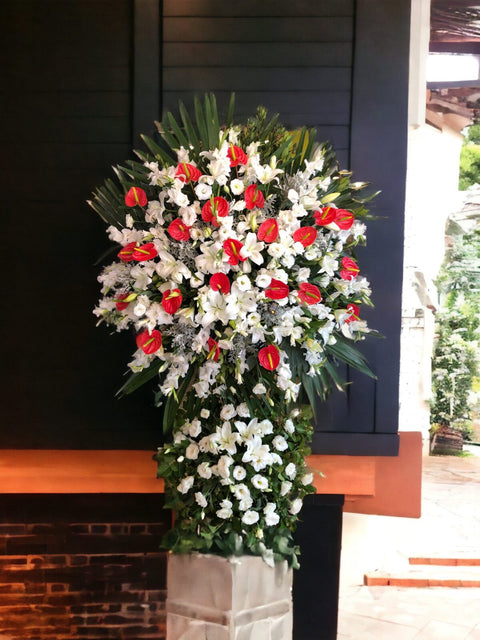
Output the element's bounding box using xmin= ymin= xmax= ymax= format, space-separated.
xmin=338 ymin=585 xmax=480 ymax=639
xmin=337 ymin=452 xmax=480 ymax=639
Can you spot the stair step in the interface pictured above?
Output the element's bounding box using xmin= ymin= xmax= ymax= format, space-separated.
xmin=364 ymin=565 xmax=480 ymax=587
xmin=409 ymin=555 xmax=480 ymax=567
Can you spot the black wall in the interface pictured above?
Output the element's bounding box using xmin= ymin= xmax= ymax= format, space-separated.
xmin=0 ymin=0 xmax=410 ymax=454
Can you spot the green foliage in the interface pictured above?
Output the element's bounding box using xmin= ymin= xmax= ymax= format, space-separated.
xmin=431 ymin=229 xmax=480 ymax=431
xmin=459 ymin=134 xmax=480 ymax=190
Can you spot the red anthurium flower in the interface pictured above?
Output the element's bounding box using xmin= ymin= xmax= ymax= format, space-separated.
xmin=168 ymin=218 xmax=191 ymax=241
xmin=162 ymin=289 xmax=183 ymax=315
xmin=125 ymin=187 xmax=147 ymax=207
xmin=118 ymin=241 xmax=137 ymax=262
xmin=265 ymin=278 xmax=290 ymax=300
xmin=313 ymin=207 xmax=336 ymax=226
xmin=227 ymin=144 xmax=248 ymax=167
xmin=258 ymin=345 xmax=280 ymax=371
xmin=257 ymin=218 xmax=279 ymax=243
xmin=298 ymin=283 xmax=322 ymax=305
xmin=201 ymin=197 xmax=229 ymax=226
xmin=334 ymin=209 xmax=355 ymax=230
xmin=340 ymin=257 xmax=360 ymax=280
xmin=136 ymin=329 xmax=162 ymax=354
xmin=115 ymin=293 xmax=131 ymax=311
xmin=207 ymin=337 xmax=220 ymax=362
xmin=223 ymin=238 xmax=246 ymax=265
xmin=175 ymin=163 xmax=202 ymax=183
xmin=244 ymin=184 xmax=265 ymax=210
xmin=132 ymin=242 xmax=158 ymax=261
xmin=293 ymin=226 xmax=317 ymax=247
xmin=345 ymin=303 xmax=360 ymax=323
xmin=209 ymin=273 xmax=230 ymax=294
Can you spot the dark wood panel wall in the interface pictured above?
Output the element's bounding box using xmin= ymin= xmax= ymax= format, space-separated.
xmin=0 ymin=0 xmax=162 ymax=449
xmin=162 ymin=0 xmax=354 ymax=166
xmin=0 ymin=0 xmax=410 ymax=455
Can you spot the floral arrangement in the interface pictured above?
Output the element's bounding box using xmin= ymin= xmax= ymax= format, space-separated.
xmin=91 ymin=95 xmax=376 ymax=567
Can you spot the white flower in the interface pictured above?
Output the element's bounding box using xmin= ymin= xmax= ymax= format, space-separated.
xmin=233 ymin=466 xmax=247 ymax=481
xmin=230 ymin=178 xmax=245 ymax=195
xmin=240 ymin=233 xmax=264 ymax=265
xmin=197 ymin=462 xmax=212 ymax=479
xmin=195 ymin=182 xmax=213 ymax=200
xmin=251 ymin=474 xmax=269 ymax=491
xmin=273 ymin=435 xmax=288 ymax=451
xmin=185 ymin=443 xmax=199 ymax=460
xmin=195 ymin=492 xmax=208 ymax=508
xmin=234 ymin=274 xmax=252 ymax=291
xmin=301 ymin=472 xmax=314 ymax=486
xmin=252 ymin=383 xmax=267 ymax=395
xmin=285 ymin=463 xmax=297 ymax=479
xmin=216 ymin=499 xmax=233 ymax=519
xmin=236 ymin=403 xmax=250 ymax=418
xmin=200 ymin=409 xmax=210 ymax=419
xmin=233 ymin=483 xmax=250 ymax=500
xmin=217 ymin=455 xmax=234 ymax=480
xmin=289 ymin=498 xmax=303 ymax=515
xmin=284 ymin=419 xmax=295 ymax=434
xmin=216 ymin=421 xmax=239 ymax=455
xmin=177 ymin=476 xmax=194 ymax=494
xmin=242 ymin=435 xmax=273 ymax=471
xmin=133 ymin=301 xmax=147 ymax=317
xmin=220 ymin=404 xmax=236 ymax=420
xmin=242 ymin=510 xmax=259 ymax=525
xmin=264 ymin=503 xmax=280 ymax=526
xmin=199 ymin=290 xmax=232 ymax=326
xmin=280 ymin=481 xmax=292 ymax=496
xmin=188 ymin=419 xmax=202 ymax=438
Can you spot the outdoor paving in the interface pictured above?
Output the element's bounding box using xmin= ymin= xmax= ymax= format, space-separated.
xmin=337 ymin=451 xmax=480 ymax=639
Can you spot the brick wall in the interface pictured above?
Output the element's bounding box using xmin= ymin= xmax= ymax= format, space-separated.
xmin=0 ymin=496 xmax=170 ymax=640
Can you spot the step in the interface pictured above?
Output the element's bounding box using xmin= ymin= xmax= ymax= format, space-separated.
xmin=364 ymin=564 xmax=480 ymax=587
xmin=409 ymin=554 xmax=480 ymax=567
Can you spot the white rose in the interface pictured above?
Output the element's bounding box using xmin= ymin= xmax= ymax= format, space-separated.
xmin=197 ymin=462 xmax=212 ymax=479
xmin=188 ymin=419 xmax=202 ymax=438
xmin=280 ymin=481 xmax=292 ymax=496
xmin=195 ymin=492 xmax=208 ymax=508
xmin=289 ymin=498 xmax=303 ymax=515
xmin=186 ymin=443 xmax=199 ymax=460
xmin=133 ymin=302 xmax=147 ymax=317
xmin=216 ymin=499 xmax=233 ymax=519
xmin=233 ymin=466 xmax=247 ymax=481
xmin=200 ymin=409 xmax=210 ymax=419
xmin=220 ymin=404 xmax=236 ymax=420
xmin=301 ymin=472 xmax=314 ymax=486
xmin=285 ymin=463 xmax=297 ymax=479
xmin=265 ymin=511 xmax=280 ymax=526
xmin=236 ymin=403 xmax=250 ymax=418
xmin=251 ymin=474 xmax=269 ymax=490
xmin=242 ymin=510 xmax=259 ymax=525
xmin=177 ymin=476 xmax=194 ymax=494
xmin=195 ymin=183 xmax=213 ymax=200
xmin=252 ymin=383 xmax=267 ymax=395
xmin=230 ymin=179 xmax=245 ymax=195
xmin=284 ymin=419 xmax=295 ymax=434
xmin=273 ymin=435 xmax=288 ymax=451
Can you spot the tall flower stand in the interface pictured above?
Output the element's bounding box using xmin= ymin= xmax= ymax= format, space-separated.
xmin=166 ymin=554 xmax=293 ymax=640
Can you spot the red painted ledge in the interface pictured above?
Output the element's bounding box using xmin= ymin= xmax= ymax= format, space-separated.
xmin=0 ymin=432 xmax=422 ymax=517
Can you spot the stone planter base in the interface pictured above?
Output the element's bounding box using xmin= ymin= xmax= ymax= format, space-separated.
xmin=166 ymin=553 xmax=293 ymax=640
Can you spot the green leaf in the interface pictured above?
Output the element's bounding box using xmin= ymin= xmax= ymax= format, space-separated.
xmin=116 ymin=360 xmax=163 ymax=397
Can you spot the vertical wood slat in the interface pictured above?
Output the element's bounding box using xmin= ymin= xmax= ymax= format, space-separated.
xmin=133 ymin=0 xmax=161 ymax=142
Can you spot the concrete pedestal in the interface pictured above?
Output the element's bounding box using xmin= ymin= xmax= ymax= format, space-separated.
xmin=166 ymin=554 xmax=293 ymax=640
